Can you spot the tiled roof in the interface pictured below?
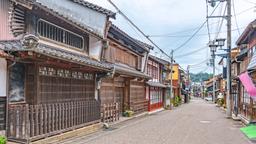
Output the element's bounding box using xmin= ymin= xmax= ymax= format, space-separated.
xmin=146 ymin=81 xmax=166 ymax=88
xmin=71 ymin=0 xmax=116 ymax=18
xmin=149 ymin=55 xmax=170 ymax=65
xmin=114 ymin=64 xmax=151 ymax=79
xmin=236 ymin=19 xmax=256 ymax=45
xmin=33 ymin=0 xmax=115 ymax=38
xmin=0 ymin=40 xmax=112 ymax=71
xmin=110 ymin=24 xmax=154 ymax=51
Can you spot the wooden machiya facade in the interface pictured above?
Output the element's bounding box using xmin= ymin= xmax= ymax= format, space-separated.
xmin=0 ymin=0 xmax=116 ymax=142
xmin=146 ymin=55 xmax=168 ymax=111
xmin=235 ymin=19 xmax=256 ymax=124
xmin=101 ymin=24 xmax=153 ymax=117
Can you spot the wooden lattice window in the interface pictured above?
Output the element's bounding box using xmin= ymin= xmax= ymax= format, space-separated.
xmin=37 ymin=19 xmax=86 ymax=50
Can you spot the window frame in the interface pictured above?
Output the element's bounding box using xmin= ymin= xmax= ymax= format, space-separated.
xmin=37 ymin=19 xmax=86 ymax=51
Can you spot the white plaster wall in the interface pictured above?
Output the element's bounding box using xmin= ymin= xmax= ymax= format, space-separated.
xmin=0 ymin=58 xmax=7 ymax=96
xmin=36 ymin=0 xmax=107 ymax=37
xmin=89 ymin=36 xmax=102 ymax=60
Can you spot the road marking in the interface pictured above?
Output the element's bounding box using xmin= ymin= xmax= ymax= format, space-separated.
xmin=200 ymin=120 xmax=211 ymax=124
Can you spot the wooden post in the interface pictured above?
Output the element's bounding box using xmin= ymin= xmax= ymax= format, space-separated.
xmin=25 ymin=104 xmax=30 ymax=142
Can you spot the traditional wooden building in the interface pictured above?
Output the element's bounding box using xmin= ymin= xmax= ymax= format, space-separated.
xmin=101 ymin=24 xmax=153 ymax=117
xmin=145 ymin=55 xmax=169 ymax=111
xmin=230 ymin=48 xmax=240 ymax=115
xmin=236 ymin=19 xmax=256 ymax=124
xmin=0 ymin=0 xmax=116 ymax=142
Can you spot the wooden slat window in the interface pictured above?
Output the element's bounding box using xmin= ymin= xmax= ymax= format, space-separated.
xmin=38 ymin=66 xmax=95 ymax=104
xmin=37 ymin=19 xmax=86 ymax=50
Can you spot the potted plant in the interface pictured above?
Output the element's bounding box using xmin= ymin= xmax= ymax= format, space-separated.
xmin=0 ymin=135 xmax=6 ymax=144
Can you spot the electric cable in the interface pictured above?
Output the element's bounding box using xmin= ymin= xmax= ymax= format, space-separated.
xmin=232 ymin=0 xmax=241 ymax=36
xmin=172 ymin=2 xmax=221 ymax=52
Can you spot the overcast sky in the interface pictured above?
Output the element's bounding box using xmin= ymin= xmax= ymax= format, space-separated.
xmin=86 ymin=0 xmax=256 ymax=73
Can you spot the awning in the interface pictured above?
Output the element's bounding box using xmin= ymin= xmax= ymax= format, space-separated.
xmin=0 ymin=40 xmax=112 ymax=71
xmin=239 ymin=72 xmax=256 ymax=98
xmin=146 ymin=81 xmax=166 ymax=88
xmin=247 ymin=51 xmax=256 ymax=71
xmin=236 ymin=49 xmax=248 ymax=61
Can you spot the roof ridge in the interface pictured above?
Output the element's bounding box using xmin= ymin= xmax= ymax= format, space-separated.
xmin=111 ymin=24 xmax=154 ymax=50
xmin=71 ymin=0 xmax=116 ymax=18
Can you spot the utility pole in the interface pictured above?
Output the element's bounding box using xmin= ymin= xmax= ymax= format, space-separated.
xmin=226 ymin=0 xmax=232 ymax=118
xmin=170 ymin=50 xmax=174 ymax=109
xmin=207 ymin=0 xmax=232 ymax=117
xmin=213 ymin=52 xmax=216 ymax=103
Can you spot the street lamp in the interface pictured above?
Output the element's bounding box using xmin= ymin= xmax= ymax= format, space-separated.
xmin=209 ymin=42 xmax=218 ymax=52
xmin=216 ymin=38 xmax=226 ymax=50
xmin=209 ymin=41 xmax=218 ymax=103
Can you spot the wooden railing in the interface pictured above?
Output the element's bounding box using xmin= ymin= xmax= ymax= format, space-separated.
xmin=8 ymin=100 xmax=100 ymax=143
xmin=102 ymin=103 xmax=119 ymax=123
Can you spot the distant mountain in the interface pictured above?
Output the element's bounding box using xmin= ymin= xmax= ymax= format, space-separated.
xmin=190 ymin=73 xmax=213 ymax=82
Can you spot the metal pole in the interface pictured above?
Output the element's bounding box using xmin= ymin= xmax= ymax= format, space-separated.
xmin=170 ymin=50 xmax=174 ymax=109
xmin=213 ymin=51 xmax=216 ymax=103
xmin=226 ymin=0 xmax=232 ymax=118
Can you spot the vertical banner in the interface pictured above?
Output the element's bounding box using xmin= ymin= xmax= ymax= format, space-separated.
xmin=0 ymin=58 xmax=7 ymax=97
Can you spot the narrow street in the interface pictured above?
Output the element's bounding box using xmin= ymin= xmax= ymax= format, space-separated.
xmin=61 ymin=98 xmax=251 ymax=144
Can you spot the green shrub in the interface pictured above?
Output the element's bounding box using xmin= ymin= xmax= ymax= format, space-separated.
xmin=171 ymin=96 xmax=182 ymax=107
xmin=0 ymin=135 xmax=6 ymax=144
xmin=217 ymin=98 xmax=224 ymax=106
xmin=123 ymin=110 xmax=134 ymax=117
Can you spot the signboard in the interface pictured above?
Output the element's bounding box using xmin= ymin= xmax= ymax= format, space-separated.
xmin=0 ymin=58 xmax=7 ymax=97
xmin=247 ymin=51 xmax=256 ymax=71
xmin=167 ymin=65 xmax=179 ymax=80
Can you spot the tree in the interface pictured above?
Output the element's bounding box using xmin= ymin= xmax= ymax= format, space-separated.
xmin=190 ymin=72 xmax=213 ymax=83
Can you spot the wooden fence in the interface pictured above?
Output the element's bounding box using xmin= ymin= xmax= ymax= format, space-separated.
xmin=0 ymin=98 xmax=6 ymax=130
xmin=102 ymin=103 xmax=119 ymax=123
xmin=8 ymin=100 xmax=100 ymax=143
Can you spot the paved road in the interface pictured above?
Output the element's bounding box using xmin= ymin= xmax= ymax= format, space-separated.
xmin=61 ymin=98 xmax=252 ymax=144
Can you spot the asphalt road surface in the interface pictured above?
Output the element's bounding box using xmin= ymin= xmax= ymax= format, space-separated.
xmin=61 ymin=98 xmax=252 ymax=144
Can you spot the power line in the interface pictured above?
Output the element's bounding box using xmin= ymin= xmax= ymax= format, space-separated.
xmin=189 ymin=59 xmax=209 ymax=67
xmin=171 ymin=2 xmax=221 ymax=52
xmin=214 ymin=3 xmax=227 ymax=39
xmin=242 ymin=0 xmax=256 ymax=4
xmin=106 ymin=0 xmax=171 ymax=60
xmin=175 ymin=46 xmax=208 ymax=58
xmin=148 ymin=5 xmax=254 ymax=38
xmin=148 ymin=21 xmax=222 ymax=37
xmin=144 ymin=26 xmax=245 ymax=38
xmin=232 ymin=0 xmax=241 ymax=36
xmin=107 ymin=0 xmax=187 ymax=71
xmin=206 ymin=0 xmax=212 ymax=41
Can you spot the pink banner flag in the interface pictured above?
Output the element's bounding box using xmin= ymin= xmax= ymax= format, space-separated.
xmin=239 ymin=72 xmax=256 ymax=97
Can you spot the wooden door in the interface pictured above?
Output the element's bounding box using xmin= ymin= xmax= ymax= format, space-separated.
xmin=115 ymin=87 xmax=124 ymax=113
